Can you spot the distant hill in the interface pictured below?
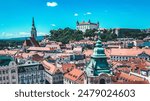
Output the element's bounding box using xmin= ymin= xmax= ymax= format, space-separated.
xmin=0 ymin=36 xmax=44 ymax=41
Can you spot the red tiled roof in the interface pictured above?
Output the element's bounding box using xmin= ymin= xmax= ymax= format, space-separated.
xmin=32 ymin=54 xmax=44 ymax=62
xmin=41 ymin=60 xmax=62 ymax=74
xmin=23 ymin=40 xmax=32 ymax=46
xmin=15 ymin=52 xmax=34 ymax=59
xmin=27 ymin=47 xmax=56 ymax=51
xmin=23 ymin=37 xmax=40 ymax=47
xmin=110 ymin=48 xmax=150 ymax=56
xmin=62 ymin=63 xmax=76 ymax=73
xmin=64 ymin=68 xmax=85 ymax=84
xmin=0 ymin=50 xmax=18 ymax=55
xmin=30 ymin=37 xmax=40 ymax=47
xmin=115 ymin=72 xmax=149 ymax=84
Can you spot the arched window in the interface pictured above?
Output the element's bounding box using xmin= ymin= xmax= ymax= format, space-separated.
xmin=99 ymin=79 xmax=106 ymax=84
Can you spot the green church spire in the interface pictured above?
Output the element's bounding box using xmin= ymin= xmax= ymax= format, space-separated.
xmin=92 ymin=33 xmax=106 ymax=58
xmin=85 ymin=33 xmax=111 ymax=76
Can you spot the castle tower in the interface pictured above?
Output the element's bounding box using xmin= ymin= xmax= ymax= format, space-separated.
xmin=31 ymin=17 xmax=37 ymax=38
xmin=85 ymin=34 xmax=112 ymax=84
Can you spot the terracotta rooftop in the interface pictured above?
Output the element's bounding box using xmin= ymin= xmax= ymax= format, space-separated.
xmin=27 ymin=47 xmax=56 ymax=51
xmin=64 ymin=68 xmax=85 ymax=84
xmin=23 ymin=40 xmax=32 ymax=46
xmin=110 ymin=48 xmax=150 ymax=56
xmin=15 ymin=52 xmax=34 ymax=59
xmin=0 ymin=50 xmax=18 ymax=56
xmin=23 ymin=37 xmax=40 ymax=47
xmin=41 ymin=60 xmax=62 ymax=74
xmin=30 ymin=37 xmax=40 ymax=47
xmin=62 ymin=63 xmax=76 ymax=73
xmin=115 ymin=72 xmax=149 ymax=84
xmin=31 ymin=54 xmax=44 ymax=62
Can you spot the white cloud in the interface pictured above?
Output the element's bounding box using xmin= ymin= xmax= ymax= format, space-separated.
xmin=19 ymin=32 xmax=30 ymax=36
xmin=86 ymin=12 xmax=92 ymax=15
xmin=38 ymin=32 xmax=47 ymax=36
xmin=0 ymin=32 xmax=47 ymax=39
xmin=47 ymin=2 xmax=58 ymax=7
xmin=51 ymin=24 xmax=56 ymax=27
xmin=84 ymin=12 xmax=92 ymax=15
xmin=74 ymin=13 xmax=78 ymax=16
xmin=0 ymin=32 xmax=15 ymax=39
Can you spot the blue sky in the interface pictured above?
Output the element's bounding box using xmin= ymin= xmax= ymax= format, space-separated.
xmin=0 ymin=0 xmax=150 ymax=39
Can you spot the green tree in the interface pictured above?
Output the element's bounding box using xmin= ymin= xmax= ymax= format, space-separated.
xmin=49 ymin=28 xmax=83 ymax=44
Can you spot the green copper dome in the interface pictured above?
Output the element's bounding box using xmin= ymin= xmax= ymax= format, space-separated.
xmin=85 ymin=35 xmax=111 ymax=76
xmin=92 ymin=39 xmax=106 ymax=58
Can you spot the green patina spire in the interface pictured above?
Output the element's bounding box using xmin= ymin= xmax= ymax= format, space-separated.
xmin=92 ymin=33 xmax=106 ymax=58
xmin=85 ymin=32 xmax=111 ymax=76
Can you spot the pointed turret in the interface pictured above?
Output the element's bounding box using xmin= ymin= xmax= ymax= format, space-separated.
xmin=76 ymin=21 xmax=79 ymax=25
xmin=97 ymin=21 xmax=99 ymax=25
xmin=88 ymin=19 xmax=91 ymax=23
xmin=31 ymin=17 xmax=37 ymax=38
xmin=32 ymin=17 xmax=35 ymax=26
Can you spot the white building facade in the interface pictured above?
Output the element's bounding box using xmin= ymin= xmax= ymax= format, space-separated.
xmin=76 ymin=20 xmax=99 ymax=32
xmin=0 ymin=56 xmax=18 ymax=84
xmin=18 ymin=60 xmax=45 ymax=84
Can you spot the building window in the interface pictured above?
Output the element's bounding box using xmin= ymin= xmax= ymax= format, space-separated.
xmin=3 ymin=70 xmax=5 ymax=74
xmin=12 ymin=82 xmax=16 ymax=84
xmin=0 ymin=77 xmax=2 ymax=81
xmin=0 ymin=71 xmax=1 ymax=74
xmin=12 ymin=76 xmax=15 ymax=79
xmin=3 ymin=76 xmax=5 ymax=80
xmin=6 ymin=70 xmax=8 ymax=74
xmin=11 ymin=69 xmax=16 ymax=73
xmin=7 ymin=76 xmax=9 ymax=80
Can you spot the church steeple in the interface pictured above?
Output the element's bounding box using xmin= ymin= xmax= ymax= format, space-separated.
xmin=31 ymin=17 xmax=37 ymax=38
xmin=32 ymin=17 xmax=35 ymax=26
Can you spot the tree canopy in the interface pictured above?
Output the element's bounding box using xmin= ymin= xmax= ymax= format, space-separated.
xmin=49 ymin=27 xmax=84 ymax=44
xmin=49 ymin=27 xmax=150 ymax=43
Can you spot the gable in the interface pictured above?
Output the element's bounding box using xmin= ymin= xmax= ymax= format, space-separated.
xmin=138 ymin=52 xmax=150 ymax=57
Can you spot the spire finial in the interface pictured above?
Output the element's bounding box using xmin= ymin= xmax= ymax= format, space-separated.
xmin=32 ymin=17 xmax=35 ymax=26
xmin=98 ymin=32 xmax=101 ymax=40
xmin=88 ymin=19 xmax=91 ymax=23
